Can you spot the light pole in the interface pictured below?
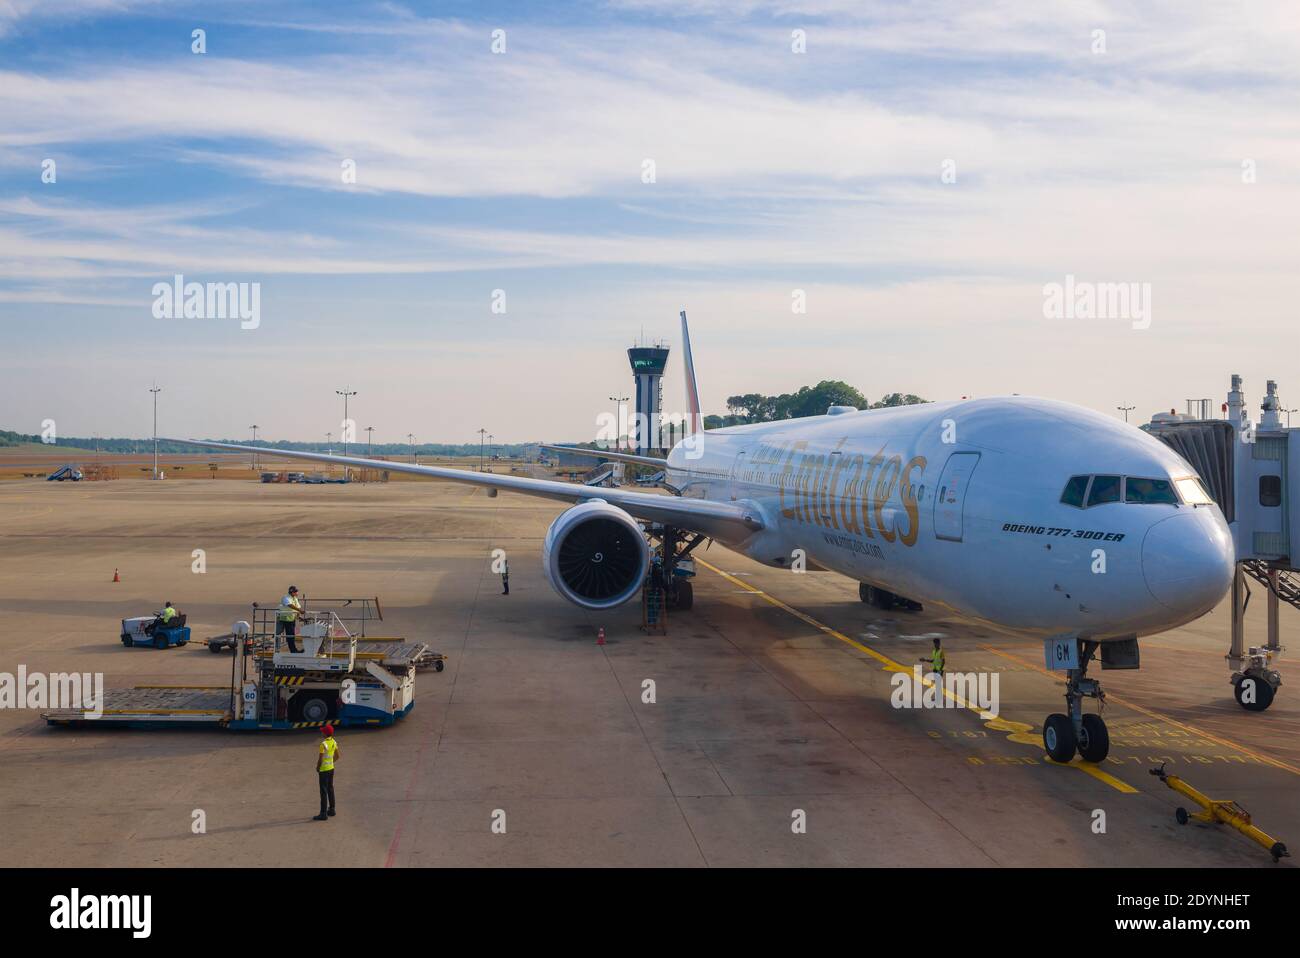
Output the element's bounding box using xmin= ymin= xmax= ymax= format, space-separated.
xmin=477 ymin=428 xmax=487 ymax=471
xmin=1286 ymin=408 xmax=1297 ymax=429
xmin=407 ymin=433 xmax=416 ymax=464
xmin=488 ymin=433 xmax=494 ymax=463
xmin=1117 ymin=404 xmax=1135 ymax=423
xmin=609 ymin=395 xmax=628 ymax=450
xmin=149 ymin=384 xmax=162 ymax=479
xmin=365 ymin=426 xmax=374 ymax=458
xmin=335 ymin=389 xmax=357 ymax=456
xmin=326 ymin=431 xmax=333 ymax=455
xmin=249 ymin=424 xmax=259 ymax=471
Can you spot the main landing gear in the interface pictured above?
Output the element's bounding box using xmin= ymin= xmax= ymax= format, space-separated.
xmin=1042 ymin=639 xmax=1111 ymax=764
xmin=645 ymin=524 xmax=705 ymax=613
xmin=859 ymin=582 xmax=923 ymax=612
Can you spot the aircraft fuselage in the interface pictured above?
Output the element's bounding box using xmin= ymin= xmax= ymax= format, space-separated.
xmin=665 ymin=396 xmax=1234 ymax=642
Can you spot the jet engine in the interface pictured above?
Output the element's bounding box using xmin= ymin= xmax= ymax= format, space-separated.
xmin=542 ymin=500 xmax=650 ymax=610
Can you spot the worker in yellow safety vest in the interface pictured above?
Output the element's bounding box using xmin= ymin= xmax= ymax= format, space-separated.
xmin=277 ymin=585 xmax=304 ymax=653
xmin=147 ymin=601 xmax=178 ymax=635
xmin=919 ymin=637 xmax=945 ymax=676
xmin=313 ymin=724 xmax=340 ymax=821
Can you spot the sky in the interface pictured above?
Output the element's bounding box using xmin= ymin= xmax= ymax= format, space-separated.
xmin=1 ymin=0 xmax=1299 ymax=443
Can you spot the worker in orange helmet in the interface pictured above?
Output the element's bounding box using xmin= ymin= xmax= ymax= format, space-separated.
xmin=313 ymin=724 xmax=340 ymax=821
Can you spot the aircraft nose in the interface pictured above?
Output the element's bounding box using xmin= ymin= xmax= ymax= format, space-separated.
xmin=1141 ymin=512 xmax=1234 ymax=615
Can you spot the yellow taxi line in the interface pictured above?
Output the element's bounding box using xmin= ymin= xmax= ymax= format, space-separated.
xmin=697 ymin=558 xmax=1136 ymax=793
xmin=981 ymin=643 xmax=1300 ymax=778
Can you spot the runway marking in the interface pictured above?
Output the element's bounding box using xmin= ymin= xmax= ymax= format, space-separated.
xmin=697 ymin=558 xmax=1137 ymax=793
xmin=981 ymin=644 xmax=1300 ymax=779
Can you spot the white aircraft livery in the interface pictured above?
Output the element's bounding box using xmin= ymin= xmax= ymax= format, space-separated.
xmin=168 ymin=311 xmax=1234 ymax=766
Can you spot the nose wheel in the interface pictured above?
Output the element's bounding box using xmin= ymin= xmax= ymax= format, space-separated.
xmin=1042 ymin=640 xmax=1110 ymax=763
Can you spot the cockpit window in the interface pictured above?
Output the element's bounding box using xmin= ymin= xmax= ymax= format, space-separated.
xmin=1125 ymin=477 xmax=1178 ymax=504
xmin=1175 ymin=477 xmax=1213 ymax=505
xmin=1060 ymin=475 xmax=1090 ymax=508
xmin=1086 ymin=475 xmax=1122 ymax=506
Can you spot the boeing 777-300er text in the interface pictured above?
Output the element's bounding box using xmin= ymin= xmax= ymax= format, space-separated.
xmin=168 ymin=311 xmax=1234 ymax=765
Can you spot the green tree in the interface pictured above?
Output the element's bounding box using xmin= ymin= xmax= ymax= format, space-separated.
xmin=871 ymin=393 xmax=928 ymax=409
xmin=706 ymin=384 xmax=926 ymax=424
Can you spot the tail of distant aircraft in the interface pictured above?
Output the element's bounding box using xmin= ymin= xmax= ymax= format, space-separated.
xmin=680 ymin=310 xmax=703 ymax=435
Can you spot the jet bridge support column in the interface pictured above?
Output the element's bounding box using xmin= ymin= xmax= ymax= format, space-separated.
xmin=1267 ymin=568 xmax=1281 ymax=655
xmin=1230 ymin=563 xmax=1284 ymax=711
xmin=1228 ymin=565 xmax=1246 ymax=673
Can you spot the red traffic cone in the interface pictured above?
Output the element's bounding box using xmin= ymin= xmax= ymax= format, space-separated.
xmin=596 ymin=627 xmax=606 ymax=646
xmin=112 ymin=568 xmax=120 ymax=583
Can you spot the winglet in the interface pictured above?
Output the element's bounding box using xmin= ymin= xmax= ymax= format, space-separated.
xmin=681 ymin=310 xmax=703 ymax=435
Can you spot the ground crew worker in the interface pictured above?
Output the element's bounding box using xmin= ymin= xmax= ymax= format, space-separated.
xmin=277 ymin=585 xmax=304 ymax=653
xmin=313 ymin=724 xmax=339 ymax=821
xmin=146 ymin=601 xmax=178 ymax=635
xmin=501 ymin=558 xmax=509 ymax=596
xmin=919 ymin=637 xmax=945 ymax=677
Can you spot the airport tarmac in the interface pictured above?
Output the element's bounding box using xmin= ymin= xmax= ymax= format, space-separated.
xmin=0 ymin=476 xmax=1296 ymax=867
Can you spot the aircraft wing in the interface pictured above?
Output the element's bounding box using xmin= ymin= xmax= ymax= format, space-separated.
xmin=539 ymin=444 xmax=666 ymax=468
xmin=166 ymin=438 xmax=763 ymax=541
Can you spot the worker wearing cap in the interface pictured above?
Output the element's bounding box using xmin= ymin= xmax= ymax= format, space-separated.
xmin=277 ymin=586 xmax=304 ymax=653
xmin=146 ymin=601 xmax=178 ymax=635
xmin=313 ymin=724 xmax=340 ymax=821
xmin=919 ymin=637 xmax=945 ymax=677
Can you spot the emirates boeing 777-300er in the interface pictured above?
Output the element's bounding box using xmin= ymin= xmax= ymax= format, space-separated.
xmin=170 ymin=312 xmax=1234 ymax=765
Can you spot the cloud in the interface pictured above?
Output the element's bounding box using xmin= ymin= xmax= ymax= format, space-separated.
xmin=0 ymin=0 xmax=163 ymax=38
xmin=3 ymin=2 xmax=1300 ymax=439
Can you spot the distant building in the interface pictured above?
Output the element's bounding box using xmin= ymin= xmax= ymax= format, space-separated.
xmin=549 ymin=444 xmax=608 ymax=468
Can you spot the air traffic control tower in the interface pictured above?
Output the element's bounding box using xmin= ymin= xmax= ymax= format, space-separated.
xmin=628 ymin=342 xmax=670 ymax=453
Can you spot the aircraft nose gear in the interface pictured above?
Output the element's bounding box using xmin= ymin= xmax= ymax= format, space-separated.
xmin=1042 ymin=639 xmax=1110 ymax=763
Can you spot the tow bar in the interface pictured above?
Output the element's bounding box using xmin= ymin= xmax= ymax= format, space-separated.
xmin=1150 ymin=763 xmax=1290 ymax=862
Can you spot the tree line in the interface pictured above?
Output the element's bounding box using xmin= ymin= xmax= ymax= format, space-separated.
xmin=0 ymin=429 xmax=528 ymax=458
xmin=703 ymin=382 xmax=928 ymax=428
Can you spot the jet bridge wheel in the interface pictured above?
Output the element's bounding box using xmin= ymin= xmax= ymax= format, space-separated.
xmin=1043 ymin=713 xmax=1076 ymax=763
xmin=1234 ymin=676 xmax=1276 ymax=712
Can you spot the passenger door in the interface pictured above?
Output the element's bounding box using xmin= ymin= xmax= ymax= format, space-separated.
xmin=934 ymin=452 xmax=980 ymax=541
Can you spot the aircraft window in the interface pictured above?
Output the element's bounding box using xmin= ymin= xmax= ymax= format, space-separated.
xmin=1125 ymin=477 xmax=1178 ymax=505
xmin=1086 ymin=475 xmax=1121 ymax=506
xmin=1060 ymin=475 xmax=1089 ymax=508
xmin=1175 ymin=477 xmax=1213 ymax=505
xmin=1260 ymin=475 xmax=1282 ymax=507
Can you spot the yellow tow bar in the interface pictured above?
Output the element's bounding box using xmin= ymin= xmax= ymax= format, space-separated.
xmin=1150 ymin=764 xmax=1290 ymax=862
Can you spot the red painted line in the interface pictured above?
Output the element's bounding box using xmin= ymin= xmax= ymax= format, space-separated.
xmin=383 ymin=725 xmax=436 ymax=868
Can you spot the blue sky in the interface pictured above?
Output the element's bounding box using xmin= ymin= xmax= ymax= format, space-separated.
xmin=2 ymin=1 xmax=1299 ymax=442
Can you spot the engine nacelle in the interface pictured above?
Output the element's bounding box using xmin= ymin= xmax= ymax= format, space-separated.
xmin=542 ymin=500 xmax=650 ymax=610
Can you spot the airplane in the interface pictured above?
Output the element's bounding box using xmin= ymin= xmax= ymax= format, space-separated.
xmin=167 ymin=311 xmax=1234 ymax=766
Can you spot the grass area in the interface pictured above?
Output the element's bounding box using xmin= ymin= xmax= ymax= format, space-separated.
xmin=0 ymin=442 xmax=95 ymax=455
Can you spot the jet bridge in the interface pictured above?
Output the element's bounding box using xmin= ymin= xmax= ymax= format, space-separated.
xmin=1145 ymin=375 xmax=1295 ymax=710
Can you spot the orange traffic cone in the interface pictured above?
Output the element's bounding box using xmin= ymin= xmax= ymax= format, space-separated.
xmin=596 ymin=627 xmax=606 ymax=646
xmin=112 ymin=568 xmax=120 ymax=583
